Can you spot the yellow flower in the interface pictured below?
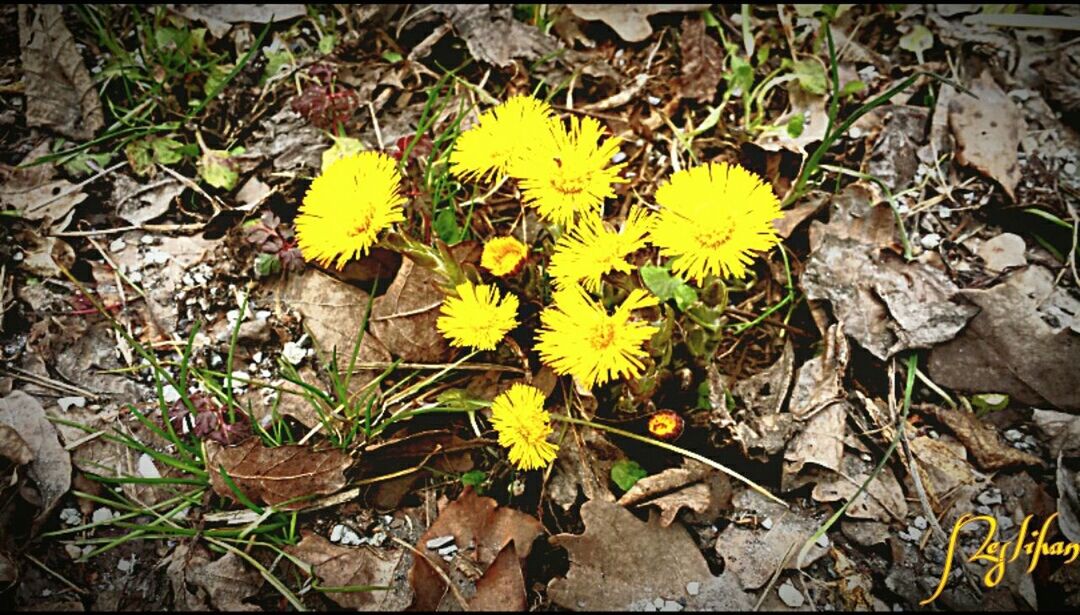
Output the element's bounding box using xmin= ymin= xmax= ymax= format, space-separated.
xmin=535 ymin=287 xmax=658 ymax=388
xmin=295 ymin=151 xmax=406 ymax=270
xmin=489 ymin=383 xmax=559 ymax=471
xmin=449 ymin=95 xmax=554 ymax=182
xmin=648 ymin=162 xmax=782 ymax=284
xmin=548 ymin=207 xmax=653 ymax=293
xmin=511 ymin=116 xmax=626 ymax=227
xmin=437 ymin=282 xmax=519 ymax=350
xmin=481 ymin=236 xmax=528 ymax=276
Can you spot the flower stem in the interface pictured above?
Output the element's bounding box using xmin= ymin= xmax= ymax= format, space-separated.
xmin=551 ymin=414 xmax=787 ymax=508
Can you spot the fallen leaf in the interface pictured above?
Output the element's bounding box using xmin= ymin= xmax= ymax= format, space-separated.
xmin=754 ymin=87 xmax=829 ymax=159
xmin=167 ymin=543 xmax=263 ymax=611
xmin=549 ymin=498 xmax=751 ymax=610
xmin=803 ymin=233 xmax=978 ymax=360
xmin=111 ymin=174 xmax=186 ymax=225
xmin=0 ymin=391 xmax=72 ymax=520
xmin=0 ymin=179 xmax=85 ymax=227
xmin=248 ymin=107 xmax=326 ymax=172
xmin=369 ymin=243 xmax=480 ymax=363
xmin=773 ymin=193 xmax=826 ymax=239
xmin=548 ymin=422 xmax=622 ymax=511
xmin=286 ymin=531 xmax=410 ymax=610
xmin=918 ymin=404 xmax=1043 ymax=471
xmin=1057 ymin=453 xmax=1080 ymax=543
xmin=928 ymin=265 xmax=1080 ymax=411
xmin=206 ymin=439 xmax=352 ymax=509
xmin=973 ymin=232 xmax=1027 ymax=273
xmin=788 ymin=323 xmax=848 ymax=421
xmin=566 ymin=5 xmax=712 ymax=43
xmin=469 ymin=543 xmax=526 ymax=611
xmin=431 ymin=5 xmax=558 ymax=67
xmin=783 ymin=401 xmax=847 ymax=487
xmin=865 ymin=105 xmax=929 ymax=193
xmin=949 ymin=69 xmax=1026 ymax=200
xmin=678 ymin=16 xmax=723 ymax=102
xmin=174 ymin=4 xmax=307 ymax=38
xmin=0 ymin=423 xmax=32 ymax=467
xmin=279 ymin=269 xmax=392 ymax=367
xmin=909 ymin=435 xmax=979 ymax=500
xmin=617 ymin=460 xmax=732 ymax=527
xmin=805 ymin=452 xmax=908 ymax=523
xmin=726 ymin=341 xmax=797 ymax=459
xmin=898 ymin=23 xmax=934 ymax=64
xmin=1033 ymin=409 xmax=1080 ymax=458
xmin=409 ymin=487 xmax=543 ymax=611
xmin=16 ymin=231 xmax=74 ymax=279
xmin=18 ymin=5 xmax=104 ymax=140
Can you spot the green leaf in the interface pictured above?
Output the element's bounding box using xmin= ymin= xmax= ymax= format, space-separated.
xmin=254 ymin=253 xmax=281 ymax=278
xmin=971 ymin=393 xmax=1009 ymax=414
xmin=198 ymin=148 xmax=239 ymax=190
xmin=786 ymin=112 xmax=806 ymax=138
xmin=433 ymin=209 xmax=464 ymax=245
xmin=727 ymin=55 xmax=754 ymax=96
xmin=381 ymin=50 xmax=403 ymax=64
xmin=792 ymin=58 xmax=828 ymax=95
xmin=151 ymin=137 xmax=185 ymax=165
xmin=124 ymin=139 xmax=155 ymax=176
xmin=839 ymin=80 xmax=867 ymax=98
xmin=321 ymin=135 xmax=364 ymax=172
xmin=62 ymin=150 xmax=113 ymax=177
xmin=460 ymin=470 xmax=486 ymax=492
xmin=204 ymin=63 xmax=234 ymax=97
xmin=640 ymin=265 xmax=698 ymax=311
xmin=318 ymin=33 xmax=336 ymax=55
xmin=261 ymin=47 xmax=293 ymax=84
xmin=610 ymin=459 xmax=647 ymax=492
xmin=899 ymin=24 xmax=933 ymax=64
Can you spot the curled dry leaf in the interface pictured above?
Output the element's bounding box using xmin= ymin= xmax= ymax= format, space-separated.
xmin=725 ymin=341 xmax=796 ymax=459
xmin=286 ymin=531 xmax=410 ymax=611
xmin=909 ymin=435 xmax=979 ymax=501
xmin=617 ymin=459 xmax=732 ymax=527
xmin=16 ymin=231 xmax=75 ymax=279
xmin=803 ymin=213 xmax=978 ymax=360
xmin=865 ymin=105 xmax=929 ymax=193
xmin=111 ymin=175 xmax=186 ymax=225
xmin=0 ymin=423 xmax=32 ymax=467
xmin=678 ymin=16 xmax=723 ymax=103
xmin=0 ymin=391 xmax=72 ymax=520
xmin=548 ymin=420 xmax=622 ymax=511
xmin=949 ymin=69 xmax=1026 ymax=200
xmin=18 ymin=5 xmax=104 ymax=140
xmin=166 ymin=543 xmax=263 ymax=611
xmin=206 ymin=439 xmax=352 ymax=510
xmin=928 ymin=266 xmax=1080 ymax=412
xmin=549 ymin=498 xmax=751 ymax=610
xmin=918 ymin=404 xmax=1043 ymax=471
xmin=430 ymin=5 xmax=559 ymax=67
xmin=0 ymin=146 xmax=86 ymax=225
xmin=409 ymin=487 xmax=543 ymax=611
xmin=805 ymin=451 xmax=908 ymax=523
xmin=173 ymin=4 xmax=307 ymax=38
xmin=566 ymin=5 xmax=712 ymax=43
xmin=469 ymin=543 xmax=526 ymax=611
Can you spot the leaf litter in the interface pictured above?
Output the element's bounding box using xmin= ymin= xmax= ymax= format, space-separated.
xmin=4 ymin=4 xmax=1080 ymax=612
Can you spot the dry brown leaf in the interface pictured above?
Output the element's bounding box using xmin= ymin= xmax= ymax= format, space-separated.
xmin=174 ymin=4 xmax=307 ymax=38
xmin=788 ymin=323 xmax=848 ymax=421
xmin=166 ymin=543 xmax=263 ymax=611
xmin=909 ymin=435 xmax=979 ymax=500
xmin=566 ymin=5 xmax=712 ymax=42
xmin=286 ymin=531 xmax=410 ymax=610
xmin=0 ymin=391 xmax=71 ymax=520
xmin=0 ymin=423 xmax=32 ymax=467
xmin=678 ymin=16 xmax=723 ymax=102
xmin=725 ymin=341 xmax=796 ymax=459
xmin=548 ymin=421 xmax=622 ymax=511
xmin=783 ymin=401 xmax=847 ymax=487
xmin=919 ymin=404 xmax=1043 ymax=471
xmin=431 ymin=5 xmax=558 ymax=67
xmin=409 ymin=487 xmax=543 ymax=611
xmin=617 ymin=460 xmax=731 ymax=527
xmin=369 ymin=243 xmax=480 ymax=363
xmin=206 ymin=439 xmax=352 ymax=510
xmin=803 ymin=233 xmax=978 ymax=360
xmin=279 ymin=269 xmax=392 ymax=369
xmin=469 ymin=543 xmax=526 ymax=611
xmin=18 ymin=5 xmax=104 ymax=140
xmin=550 ymin=498 xmax=751 ymax=610
xmin=949 ymin=69 xmax=1025 ymax=200
xmin=773 ymin=193 xmax=826 ymax=239
xmin=717 ymin=488 xmax=825 ymax=587
xmin=16 ymin=231 xmax=74 ymax=279
xmin=866 ymin=105 xmax=928 ymax=193
xmin=111 ymin=175 xmax=185 ymax=225
xmin=806 ymin=453 xmax=908 ymax=523
xmin=0 ymin=177 xmax=85 ymax=227
xmin=928 ymin=266 xmax=1080 ymax=411
xmin=755 ymin=88 xmax=829 ymax=157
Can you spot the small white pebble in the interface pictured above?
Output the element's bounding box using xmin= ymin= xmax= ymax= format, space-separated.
xmin=426 ymin=535 xmax=455 ymax=550
xmin=57 ymin=396 xmax=86 ymax=411
xmin=116 ymin=556 xmax=135 ymax=573
xmin=816 ymin=534 xmax=829 ymax=548
xmin=611 ymin=151 xmax=627 ymax=164
xmin=282 ymin=341 xmax=307 ymax=366
xmin=653 ymin=598 xmax=666 ymax=608
xmin=761 ymin=517 xmax=773 ymax=530
xmin=109 ymin=238 xmax=127 ymax=252
xmin=647 ymin=95 xmax=661 ymax=105
xmin=60 ymin=508 xmax=82 ymax=526
xmin=65 ymin=544 xmax=83 ymax=560
xmin=92 ymin=508 xmax=114 ymax=524
xmin=660 ymin=600 xmax=683 ymax=612
xmin=162 ymin=384 xmax=181 ymax=404
xmin=778 ymin=581 xmax=805 ymax=608
xmin=913 ymin=516 xmax=928 ymax=530
xmin=920 ymin=233 xmax=941 ymax=250
xmin=253 ymin=351 xmax=264 ymax=363
xmin=330 ymin=524 xmax=345 ymax=543
xmin=140 ymin=235 xmax=155 ymax=245
xmin=138 ymin=453 xmax=161 ymax=479
xmin=686 ymin=581 xmax=700 ymax=597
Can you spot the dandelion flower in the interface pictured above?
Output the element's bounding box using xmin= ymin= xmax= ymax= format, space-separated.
xmin=511 ymin=116 xmax=626 ymax=227
xmin=489 ymin=383 xmax=559 ymax=471
xmin=437 ymin=282 xmax=519 ymax=350
xmin=535 ymin=287 xmax=658 ymax=388
xmin=295 ymin=151 xmax=406 ymax=269
xmin=450 ymin=95 xmax=554 ymax=182
xmin=548 ymin=207 xmax=653 ymax=292
xmin=648 ymin=162 xmax=781 ymax=284
xmin=481 ymin=236 xmax=528 ymax=277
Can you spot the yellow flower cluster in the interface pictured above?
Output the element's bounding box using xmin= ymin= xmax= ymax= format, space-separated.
xmin=294 ymin=95 xmax=783 ymax=473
